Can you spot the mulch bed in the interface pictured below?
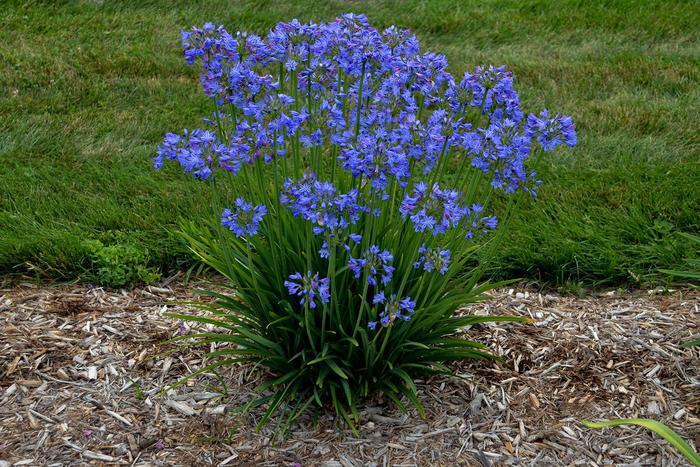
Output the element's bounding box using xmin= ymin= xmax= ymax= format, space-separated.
xmin=1 ymin=277 xmax=698 ymax=466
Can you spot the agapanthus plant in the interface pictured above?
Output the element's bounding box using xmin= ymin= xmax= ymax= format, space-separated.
xmin=157 ymin=14 xmax=576 ymax=431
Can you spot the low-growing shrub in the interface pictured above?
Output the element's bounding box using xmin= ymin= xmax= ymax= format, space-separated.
xmin=83 ymin=239 xmax=160 ymax=288
xmin=156 ymin=15 xmax=576 ymax=429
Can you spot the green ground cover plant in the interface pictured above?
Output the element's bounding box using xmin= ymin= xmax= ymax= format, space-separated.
xmin=83 ymin=237 xmax=160 ymax=288
xmin=1 ymin=0 xmax=698 ymax=287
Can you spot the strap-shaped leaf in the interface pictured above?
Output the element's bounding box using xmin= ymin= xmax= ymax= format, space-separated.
xmin=581 ymin=418 xmax=700 ymax=466
xmin=681 ymin=338 xmax=700 ymax=348
xmin=326 ymin=359 xmax=349 ymax=380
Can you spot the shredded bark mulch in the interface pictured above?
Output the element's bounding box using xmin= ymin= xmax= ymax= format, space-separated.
xmin=1 ymin=277 xmax=698 ymax=466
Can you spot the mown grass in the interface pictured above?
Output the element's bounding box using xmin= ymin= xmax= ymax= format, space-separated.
xmin=1 ymin=0 xmax=698 ymax=288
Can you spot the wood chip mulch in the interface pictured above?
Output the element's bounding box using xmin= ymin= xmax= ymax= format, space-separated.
xmin=0 ymin=278 xmax=698 ymax=466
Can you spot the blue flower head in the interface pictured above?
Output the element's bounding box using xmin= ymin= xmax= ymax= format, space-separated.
xmin=284 ymin=271 xmax=331 ymax=309
xmin=400 ymin=182 xmax=467 ymax=235
xmin=464 ymin=205 xmax=498 ymax=239
xmin=526 ymin=109 xmax=577 ymax=151
xmin=221 ymin=198 xmax=267 ymax=237
xmin=155 ymin=129 xmax=242 ymax=179
xmin=281 ymin=174 xmax=365 ymax=235
xmin=414 ymin=244 xmax=451 ymax=274
xmin=349 ymin=246 xmax=394 ymax=286
xmin=369 ymin=293 xmax=416 ymax=329
xmin=452 ymin=65 xmax=522 ymax=123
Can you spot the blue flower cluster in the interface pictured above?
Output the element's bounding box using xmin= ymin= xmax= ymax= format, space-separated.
xmin=399 ymin=182 xmax=491 ymax=237
xmin=280 ymin=173 xmax=366 ymax=235
xmin=414 ymin=244 xmax=451 ymax=274
xmin=284 ymin=271 xmax=331 ymax=309
xmin=155 ymin=129 xmax=228 ymax=180
xmin=221 ymin=198 xmax=267 ymax=237
xmin=349 ymin=246 xmax=394 ymax=286
xmin=526 ymin=110 xmax=577 ymax=151
xmin=368 ymin=293 xmax=416 ymax=330
xmin=464 ymin=204 xmax=498 ymax=239
xmin=158 ymin=15 xmax=575 ymax=195
xmin=157 ymin=14 xmax=577 ymax=333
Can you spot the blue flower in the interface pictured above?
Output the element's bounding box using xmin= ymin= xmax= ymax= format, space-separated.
xmin=526 ymin=109 xmax=577 ymax=151
xmin=155 ymin=129 xmax=243 ymax=179
xmin=414 ymin=244 xmax=451 ymax=274
xmin=284 ymin=271 xmax=331 ymax=309
xmin=336 ymin=108 xmax=414 ymax=191
xmin=372 ymin=290 xmax=386 ymax=305
xmin=221 ymin=198 xmax=267 ymax=237
xmin=370 ymin=293 xmax=416 ymax=329
xmin=464 ymin=205 xmax=498 ymax=239
xmin=349 ymin=246 xmax=394 ymax=286
xmin=154 ymin=129 xmax=216 ymax=179
xmin=451 ymin=65 xmax=522 ymax=123
xmin=281 ymin=174 xmax=365 ymax=235
xmin=400 ymin=182 xmax=468 ymax=235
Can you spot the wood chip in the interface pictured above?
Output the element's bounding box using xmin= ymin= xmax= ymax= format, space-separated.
xmin=105 ymin=409 xmax=133 ymax=426
xmin=0 ymin=280 xmax=696 ymax=466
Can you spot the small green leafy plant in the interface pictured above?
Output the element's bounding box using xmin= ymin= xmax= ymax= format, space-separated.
xmin=581 ymin=418 xmax=700 ymax=466
xmin=83 ymin=239 xmax=160 ymax=288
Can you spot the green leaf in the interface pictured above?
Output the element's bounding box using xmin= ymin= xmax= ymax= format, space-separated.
xmin=397 ymin=383 xmax=426 ymax=419
xmin=164 ymin=312 xmax=237 ymax=330
xmin=581 ymin=418 xmax=700 ymax=466
xmin=159 ymin=358 xmax=247 ymax=396
xmin=326 ymin=360 xmax=349 ymax=379
xmin=659 ymin=269 xmax=700 ymax=279
xmin=681 ymin=338 xmax=700 ymax=348
xmin=307 ymin=354 xmax=334 ymax=365
xmin=330 ymin=385 xmax=357 ymax=434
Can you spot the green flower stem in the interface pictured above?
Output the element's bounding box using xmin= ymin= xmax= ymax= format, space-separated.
xmin=416 ymin=94 xmax=425 ymax=121
xmin=353 ymin=279 xmax=371 ymax=339
xmin=229 ymin=103 xmax=238 ymax=134
xmin=395 ymin=233 xmax=422 ymax=300
xmin=387 ymin=177 xmax=399 ymax=223
xmin=246 ymin=240 xmax=265 ymax=311
xmin=270 ymin=134 xmax=285 ymax=285
xmin=329 ymin=144 xmax=337 ymax=187
xmin=305 ymin=223 xmax=313 ymax=273
xmin=427 ymin=138 xmax=450 ymax=188
xmin=462 ymin=167 xmax=484 ymax=205
xmin=416 ymin=272 xmax=437 ymax=310
xmin=372 ymin=326 xmax=393 ymax=366
xmin=292 ymin=70 xmax=300 ymax=177
xmin=324 ymin=235 xmax=337 ymax=343
xmin=354 ymin=61 xmax=366 ymax=142
xmin=303 ymin=301 xmax=318 ymax=353
xmin=365 ymin=187 xmax=378 ymax=250
xmin=212 ymin=102 xmax=226 ymax=143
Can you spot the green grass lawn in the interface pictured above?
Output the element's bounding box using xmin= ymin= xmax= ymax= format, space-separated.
xmin=1 ymin=0 xmax=698 ymax=288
